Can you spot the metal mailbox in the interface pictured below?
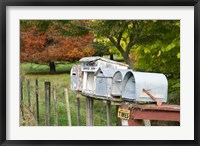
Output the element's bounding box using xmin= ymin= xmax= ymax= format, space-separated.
xmin=70 ymin=65 xmax=82 ymax=91
xmin=80 ymin=57 xmax=128 ymax=95
xmin=95 ymin=68 xmax=118 ymax=97
xmin=121 ymin=71 xmax=168 ymax=102
xmin=111 ymin=69 xmax=132 ymax=97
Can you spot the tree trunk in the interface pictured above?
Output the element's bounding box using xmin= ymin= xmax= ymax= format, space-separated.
xmin=110 ymin=54 xmax=114 ymax=60
xmin=49 ymin=62 xmax=56 ymax=73
xmin=123 ymin=54 xmax=134 ymax=70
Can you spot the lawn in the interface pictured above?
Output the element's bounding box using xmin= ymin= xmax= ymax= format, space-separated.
xmin=20 ymin=62 xmax=118 ymax=126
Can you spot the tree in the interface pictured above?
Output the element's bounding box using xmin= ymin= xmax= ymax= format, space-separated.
xmin=133 ymin=20 xmax=180 ymax=78
xmin=20 ymin=20 xmax=95 ymax=73
xmin=89 ymin=20 xmax=180 ymax=70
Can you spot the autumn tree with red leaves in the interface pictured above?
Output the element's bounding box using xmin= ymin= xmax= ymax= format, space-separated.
xmin=20 ymin=20 xmax=95 ymax=73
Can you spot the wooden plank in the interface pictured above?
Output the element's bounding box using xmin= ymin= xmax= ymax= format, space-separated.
xmin=35 ymin=79 xmax=39 ymax=125
xmin=128 ymin=119 xmax=143 ymax=126
xmin=106 ymin=101 xmax=112 ymax=126
xmin=81 ymin=93 xmax=123 ymax=103
xmin=132 ymin=104 xmax=180 ymax=111
xmin=76 ymin=93 xmax=81 ymax=126
xmin=27 ymin=79 xmax=31 ymax=108
xmin=45 ymin=82 xmax=51 ymax=126
xmin=132 ymin=109 xmax=180 ymax=121
xmin=65 ymin=88 xmax=72 ymax=126
xmin=53 ymin=85 xmax=58 ymax=126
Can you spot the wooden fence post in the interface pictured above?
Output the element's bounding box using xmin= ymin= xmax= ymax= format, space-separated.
xmin=45 ymin=82 xmax=51 ymax=126
xmin=76 ymin=93 xmax=81 ymax=126
xmin=35 ymin=79 xmax=39 ymax=125
xmin=20 ymin=79 xmax=24 ymax=119
xmin=116 ymin=105 xmax=122 ymax=126
xmin=65 ymin=88 xmax=71 ymax=126
xmin=27 ymin=79 xmax=31 ymax=108
xmin=143 ymin=120 xmax=151 ymax=126
xmin=89 ymin=98 xmax=94 ymax=126
xmin=86 ymin=97 xmax=94 ymax=126
xmin=106 ymin=101 xmax=112 ymax=126
xmin=53 ymin=85 xmax=58 ymax=126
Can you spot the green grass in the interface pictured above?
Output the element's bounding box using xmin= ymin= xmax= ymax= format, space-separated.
xmin=20 ymin=62 xmax=118 ymax=126
xmin=20 ymin=62 xmax=75 ymax=74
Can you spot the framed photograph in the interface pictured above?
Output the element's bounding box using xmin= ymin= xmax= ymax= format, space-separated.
xmin=0 ymin=0 xmax=199 ymax=145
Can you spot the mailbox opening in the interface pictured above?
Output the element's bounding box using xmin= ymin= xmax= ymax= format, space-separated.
xmin=111 ymin=71 xmax=123 ymax=97
xmin=122 ymin=71 xmax=136 ymax=100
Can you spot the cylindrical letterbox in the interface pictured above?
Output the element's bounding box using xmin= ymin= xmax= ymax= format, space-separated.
xmin=121 ymin=71 xmax=168 ymax=103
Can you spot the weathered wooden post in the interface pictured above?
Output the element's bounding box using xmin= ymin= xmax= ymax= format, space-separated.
xmin=116 ymin=105 xmax=122 ymax=126
xmin=35 ymin=79 xmax=39 ymax=125
xmin=143 ymin=120 xmax=151 ymax=126
xmin=86 ymin=97 xmax=94 ymax=126
xmin=53 ymin=85 xmax=58 ymax=126
xmin=27 ymin=79 xmax=31 ymax=108
xmin=65 ymin=88 xmax=72 ymax=126
xmin=45 ymin=82 xmax=51 ymax=126
xmin=76 ymin=93 xmax=81 ymax=126
xmin=20 ymin=79 xmax=24 ymax=119
xmin=106 ymin=101 xmax=112 ymax=126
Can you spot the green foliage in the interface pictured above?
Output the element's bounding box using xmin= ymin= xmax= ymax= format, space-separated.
xmin=89 ymin=20 xmax=180 ymax=104
xmin=133 ymin=20 xmax=180 ymax=79
xmin=93 ymin=42 xmax=110 ymax=56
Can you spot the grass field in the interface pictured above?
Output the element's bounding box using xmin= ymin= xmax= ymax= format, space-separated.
xmin=20 ymin=62 xmax=117 ymax=126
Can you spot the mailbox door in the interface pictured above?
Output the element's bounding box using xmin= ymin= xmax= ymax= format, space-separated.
xmin=71 ymin=73 xmax=78 ymax=90
xmin=96 ymin=77 xmax=107 ymax=97
xmin=112 ymin=73 xmax=122 ymax=96
xmin=123 ymin=76 xmax=136 ymax=100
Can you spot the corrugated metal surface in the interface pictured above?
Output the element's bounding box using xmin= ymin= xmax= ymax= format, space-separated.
xmin=122 ymin=71 xmax=168 ymax=102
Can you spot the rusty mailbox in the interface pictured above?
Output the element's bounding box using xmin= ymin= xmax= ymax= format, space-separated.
xmin=111 ymin=69 xmax=132 ymax=97
xmin=79 ymin=57 xmax=128 ymax=95
xmin=121 ymin=71 xmax=168 ymax=102
xmin=95 ymin=68 xmax=118 ymax=97
xmin=70 ymin=65 xmax=82 ymax=91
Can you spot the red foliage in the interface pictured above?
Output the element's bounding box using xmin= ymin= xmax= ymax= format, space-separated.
xmin=20 ymin=26 xmax=95 ymax=63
